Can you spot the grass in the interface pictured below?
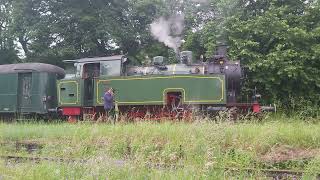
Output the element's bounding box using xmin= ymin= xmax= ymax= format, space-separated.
xmin=1 ymin=115 xmax=320 ymax=179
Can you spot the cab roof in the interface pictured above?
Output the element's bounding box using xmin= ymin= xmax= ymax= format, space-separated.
xmin=63 ymin=55 xmax=125 ymax=64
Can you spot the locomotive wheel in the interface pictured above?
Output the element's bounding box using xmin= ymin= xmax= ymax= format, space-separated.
xmin=122 ymin=104 xmax=194 ymax=122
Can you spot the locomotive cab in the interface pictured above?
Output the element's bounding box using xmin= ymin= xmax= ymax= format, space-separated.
xmin=57 ymin=56 xmax=126 ymax=119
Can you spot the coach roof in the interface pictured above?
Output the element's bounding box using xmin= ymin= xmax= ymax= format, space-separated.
xmin=0 ymin=63 xmax=65 ymax=78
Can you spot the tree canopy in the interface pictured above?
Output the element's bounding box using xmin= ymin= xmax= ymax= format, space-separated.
xmin=0 ymin=0 xmax=319 ymax=108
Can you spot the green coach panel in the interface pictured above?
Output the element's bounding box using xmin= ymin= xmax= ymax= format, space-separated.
xmin=26 ymin=72 xmax=59 ymax=114
xmin=0 ymin=74 xmax=18 ymax=113
xmin=94 ymin=75 xmax=226 ymax=106
xmin=57 ymin=79 xmax=82 ymax=107
xmin=17 ymin=72 xmax=59 ymax=114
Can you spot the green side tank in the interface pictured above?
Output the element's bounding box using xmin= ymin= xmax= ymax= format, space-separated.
xmin=57 ymin=55 xmax=227 ymax=116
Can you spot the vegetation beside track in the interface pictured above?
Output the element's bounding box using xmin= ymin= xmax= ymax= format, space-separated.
xmin=1 ymin=116 xmax=320 ymax=179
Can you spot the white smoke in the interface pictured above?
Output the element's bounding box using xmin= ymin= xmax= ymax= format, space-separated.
xmin=150 ymin=14 xmax=185 ymax=53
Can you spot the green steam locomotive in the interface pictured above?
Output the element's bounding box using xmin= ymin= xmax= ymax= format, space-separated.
xmin=0 ymin=46 xmax=270 ymax=121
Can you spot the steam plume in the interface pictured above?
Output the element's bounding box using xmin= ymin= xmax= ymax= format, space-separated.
xmin=150 ymin=14 xmax=184 ymax=53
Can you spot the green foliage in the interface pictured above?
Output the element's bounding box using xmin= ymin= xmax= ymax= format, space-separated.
xmin=225 ymin=0 xmax=320 ymax=108
xmin=0 ymin=0 xmax=319 ymax=111
xmin=0 ymin=48 xmax=19 ymax=64
xmin=0 ymin=0 xmax=19 ymax=64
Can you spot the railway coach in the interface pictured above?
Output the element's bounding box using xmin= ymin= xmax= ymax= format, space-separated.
xmin=0 ymin=63 xmax=65 ymax=118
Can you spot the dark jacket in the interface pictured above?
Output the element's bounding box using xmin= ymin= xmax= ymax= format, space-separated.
xmin=103 ymin=92 xmax=114 ymax=110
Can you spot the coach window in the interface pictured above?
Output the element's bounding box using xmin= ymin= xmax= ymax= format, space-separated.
xmin=100 ymin=60 xmax=121 ymax=76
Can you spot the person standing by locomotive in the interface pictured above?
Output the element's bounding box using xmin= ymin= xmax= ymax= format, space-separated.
xmin=104 ymin=87 xmax=115 ymax=124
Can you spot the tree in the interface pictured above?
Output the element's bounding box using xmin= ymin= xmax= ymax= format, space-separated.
xmin=0 ymin=0 xmax=19 ymax=64
xmin=226 ymin=0 xmax=320 ymax=106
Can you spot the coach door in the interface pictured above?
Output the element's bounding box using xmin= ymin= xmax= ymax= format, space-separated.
xmin=18 ymin=73 xmax=33 ymax=113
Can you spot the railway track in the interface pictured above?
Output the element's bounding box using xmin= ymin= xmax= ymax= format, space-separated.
xmin=0 ymin=155 xmax=87 ymax=163
xmin=1 ymin=154 xmax=319 ymax=179
xmin=218 ymin=167 xmax=319 ymax=179
xmin=0 ymin=154 xmax=126 ymax=167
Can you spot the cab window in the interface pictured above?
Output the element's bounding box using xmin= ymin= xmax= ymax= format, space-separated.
xmin=75 ymin=63 xmax=82 ymax=78
xmin=100 ymin=60 xmax=121 ymax=76
xmin=82 ymin=63 xmax=100 ymax=79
